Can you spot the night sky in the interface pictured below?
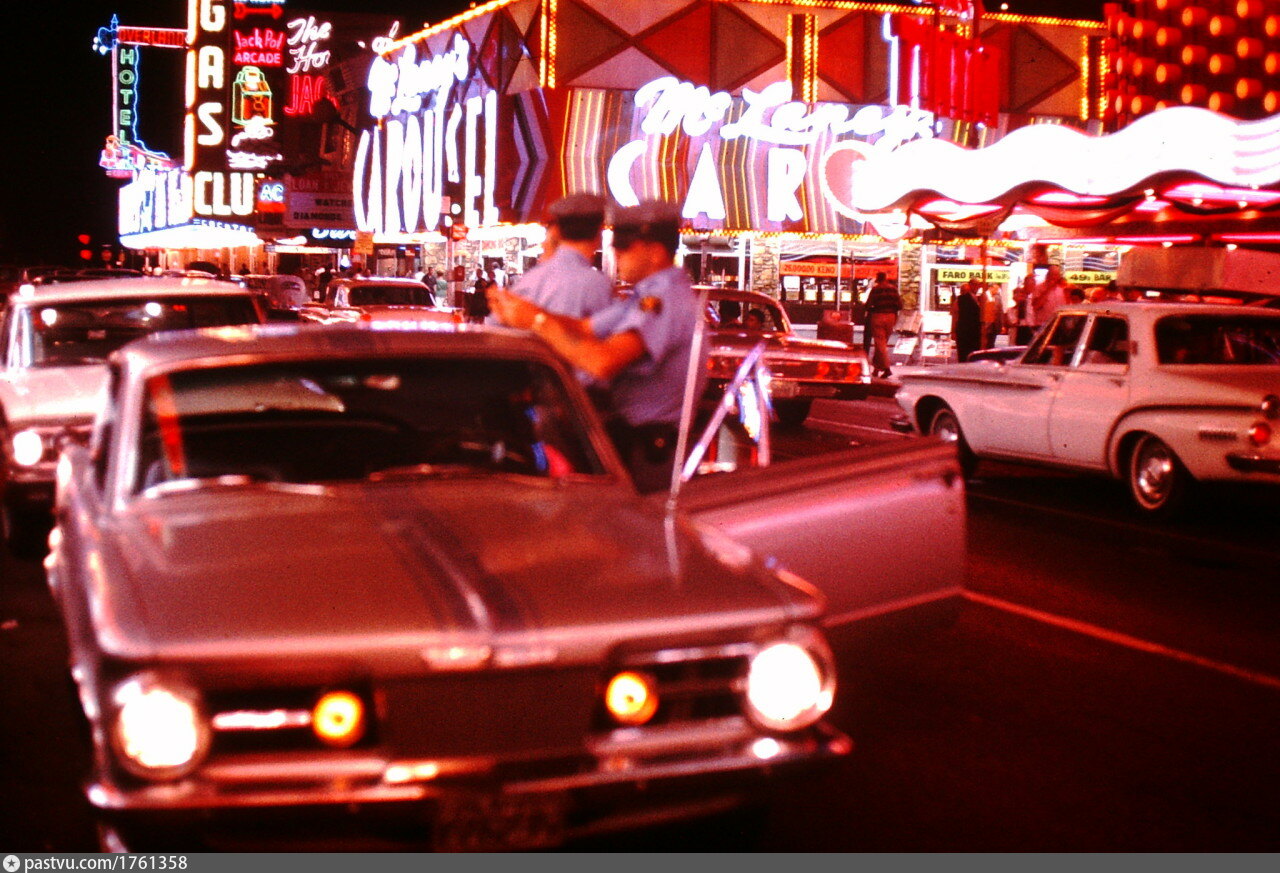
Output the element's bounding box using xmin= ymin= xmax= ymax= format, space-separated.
xmin=3 ymin=0 xmax=1107 ymax=266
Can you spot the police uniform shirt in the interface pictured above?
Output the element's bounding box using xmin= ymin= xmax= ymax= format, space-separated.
xmin=509 ymin=247 xmax=614 ymax=318
xmin=588 ymin=266 xmax=706 ymax=427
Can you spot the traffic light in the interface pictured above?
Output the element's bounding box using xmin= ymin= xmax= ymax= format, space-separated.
xmin=78 ymin=234 xmax=93 ymax=262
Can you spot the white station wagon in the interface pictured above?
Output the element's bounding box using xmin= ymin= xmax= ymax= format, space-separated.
xmin=894 ymin=301 xmax=1280 ymax=517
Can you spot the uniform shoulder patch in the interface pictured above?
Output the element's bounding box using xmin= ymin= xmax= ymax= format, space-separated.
xmin=639 ymin=296 xmax=663 ymax=314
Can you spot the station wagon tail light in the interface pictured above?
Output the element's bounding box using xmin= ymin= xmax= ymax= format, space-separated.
xmin=111 ymin=673 xmax=210 ymax=780
xmin=312 ymin=690 xmax=366 ymax=748
xmin=11 ymin=429 xmax=45 ymax=467
xmin=1248 ymin=421 xmax=1272 ymax=447
xmin=744 ymin=630 xmax=836 ymax=732
xmin=605 ymin=671 xmax=658 ymax=726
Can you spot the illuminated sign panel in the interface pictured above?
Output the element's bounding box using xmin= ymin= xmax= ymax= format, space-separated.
xmin=580 ymin=75 xmax=935 ymax=236
xmin=186 ymin=0 xmax=255 ymax=217
xmin=353 ymin=34 xmax=501 ymax=235
xmin=288 ymin=172 xmax=355 ymax=229
xmin=282 ymin=15 xmax=332 ymax=116
xmin=120 ymin=166 xmax=193 ymax=235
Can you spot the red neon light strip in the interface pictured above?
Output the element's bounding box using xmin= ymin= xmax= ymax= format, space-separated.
xmin=1214 ymin=233 xmax=1280 ymax=243
xmin=1114 ymin=235 xmax=1201 ymax=244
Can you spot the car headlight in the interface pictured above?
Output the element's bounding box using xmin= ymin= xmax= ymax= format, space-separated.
xmin=11 ymin=429 xmax=45 ymax=467
xmin=111 ymin=673 xmax=210 ymax=780
xmin=744 ymin=630 xmax=836 ymax=732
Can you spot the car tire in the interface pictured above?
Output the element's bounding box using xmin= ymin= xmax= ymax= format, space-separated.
xmin=928 ymin=406 xmax=977 ymax=479
xmin=773 ymin=398 xmax=812 ymax=428
xmin=1127 ymin=433 xmax=1190 ymax=519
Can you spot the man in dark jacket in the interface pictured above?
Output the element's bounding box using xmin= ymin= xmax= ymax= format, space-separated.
xmin=864 ymin=272 xmax=901 ymax=378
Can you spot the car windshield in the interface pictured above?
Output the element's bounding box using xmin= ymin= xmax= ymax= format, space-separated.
xmin=22 ymin=297 xmax=261 ymax=367
xmin=707 ymin=297 xmax=787 ymax=332
xmin=133 ymin=356 xmax=607 ymax=494
xmin=346 ymin=284 xmax=432 ymax=306
xmin=1155 ymin=314 xmax=1280 ymax=365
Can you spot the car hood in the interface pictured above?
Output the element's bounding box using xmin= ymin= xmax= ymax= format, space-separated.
xmin=103 ymin=478 xmax=813 ymax=666
xmin=1 ymin=365 xmax=107 ymax=423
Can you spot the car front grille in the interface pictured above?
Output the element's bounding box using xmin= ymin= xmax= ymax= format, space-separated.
xmin=379 ymin=668 xmax=598 ymax=759
xmin=593 ymin=644 xmax=752 ymax=732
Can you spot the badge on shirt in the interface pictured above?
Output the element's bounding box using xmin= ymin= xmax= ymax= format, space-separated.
xmin=639 ymin=296 xmax=663 ymax=315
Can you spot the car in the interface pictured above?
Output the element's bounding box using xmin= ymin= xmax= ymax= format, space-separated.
xmin=238 ymin=273 xmax=311 ymax=318
xmin=47 ymin=320 xmax=965 ymax=850
xmin=893 ymin=300 xmax=1280 ymax=517
xmin=299 ymin=276 xmax=461 ymax=326
xmin=0 ymin=277 xmax=265 ymax=555
xmin=964 ymin=344 xmax=1027 ymax=364
xmin=702 ymin=288 xmax=871 ymax=427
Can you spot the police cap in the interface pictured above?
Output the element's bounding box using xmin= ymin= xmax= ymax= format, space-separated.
xmin=610 ymin=201 xmax=681 ymax=254
xmin=545 ymin=193 xmax=607 ymax=241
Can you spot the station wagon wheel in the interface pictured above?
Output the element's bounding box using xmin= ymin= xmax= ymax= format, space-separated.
xmin=928 ymin=406 xmax=977 ymax=479
xmin=1127 ymin=433 xmax=1189 ymax=519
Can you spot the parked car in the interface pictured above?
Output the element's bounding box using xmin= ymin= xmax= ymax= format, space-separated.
xmin=239 ymin=273 xmax=310 ymax=317
xmin=0 ymin=277 xmax=265 ymax=555
xmin=893 ymin=301 xmax=1280 ymax=517
xmin=299 ymin=276 xmax=460 ymax=326
xmin=47 ymin=320 xmax=965 ymax=850
xmin=702 ymin=288 xmax=870 ymax=426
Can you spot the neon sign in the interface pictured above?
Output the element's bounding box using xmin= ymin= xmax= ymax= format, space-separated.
xmin=233 ymin=28 xmax=285 ymax=66
xmin=119 ymin=166 xmax=192 ymax=235
xmin=354 ymin=36 xmax=499 ymax=235
xmin=285 ymin=16 xmax=332 ymax=74
xmin=606 ymin=75 xmax=936 ymax=228
xmin=284 ymin=74 xmax=326 ymax=116
xmin=186 ymin=0 xmax=256 ymax=217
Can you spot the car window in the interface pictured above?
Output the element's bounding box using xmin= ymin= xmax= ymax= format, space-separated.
xmin=348 ymin=284 xmax=428 ymax=306
xmin=708 ymin=298 xmax=786 ymax=332
xmin=1023 ymin=313 xmax=1088 ymax=366
xmin=23 ymin=297 xmax=261 ymax=367
xmin=1080 ymin=316 xmax=1129 ymax=366
xmin=1155 ymin=314 xmax=1280 ymax=364
xmin=132 ymin=356 xmax=607 ymax=494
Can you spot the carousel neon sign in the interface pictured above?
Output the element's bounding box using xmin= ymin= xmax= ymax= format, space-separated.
xmin=353 ymin=34 xmax=498 ymax=235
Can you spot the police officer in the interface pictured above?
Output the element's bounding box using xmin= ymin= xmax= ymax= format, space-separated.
xmin=487 ymin=201 xmax=705 ymax=493
xmin=504 ymin=193 xmax=615 ymax=319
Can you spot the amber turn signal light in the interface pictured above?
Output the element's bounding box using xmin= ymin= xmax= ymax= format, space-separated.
xmin=605 ymin=671 xmax=658 ymax=726
xmin=312 ymin=691 xmax=366 ymax=748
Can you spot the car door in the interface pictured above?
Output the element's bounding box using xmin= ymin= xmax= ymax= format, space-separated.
xmin=981 ymin=312 xmax=1089 ymax=459
xmin=1047 ymin=314 xmax=1132 ymax=469
xmin=676 ymin=436 xmax=966 ymax=630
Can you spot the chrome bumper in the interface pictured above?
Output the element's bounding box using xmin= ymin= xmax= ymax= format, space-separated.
xmin=1226 ymin=453 xmax=1280 ymax=475
xmin=88 ymin=719 xmax=852 ymax=812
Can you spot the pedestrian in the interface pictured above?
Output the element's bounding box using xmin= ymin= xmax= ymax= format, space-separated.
xmin=864 ymin=271 xmax=901 ymax=378
xmin=503 ymin=193 xmax=614 ymax=319
xmin=951 ymin=279 xmax=982 ymax=363
xmin=466 ymin=267 xmax=491 ymax=323
xmin=435 ymin=269 xmax=448 ymax=303
xmin=317 ymin=265 xmax=333 ymax=299
xmin=978 ymin=283 xmax=1005 ymax=351
xmin=487 ymin=200 xmax=704 ymax=493
xmin=1030 ymin=264 xmax=1069 ymax=329
xmin=1007 ymin=283 xmax=1034 ymax=345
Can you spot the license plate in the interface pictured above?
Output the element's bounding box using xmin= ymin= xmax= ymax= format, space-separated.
xmin=431 ymin=791 xmax=566 ymax=852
